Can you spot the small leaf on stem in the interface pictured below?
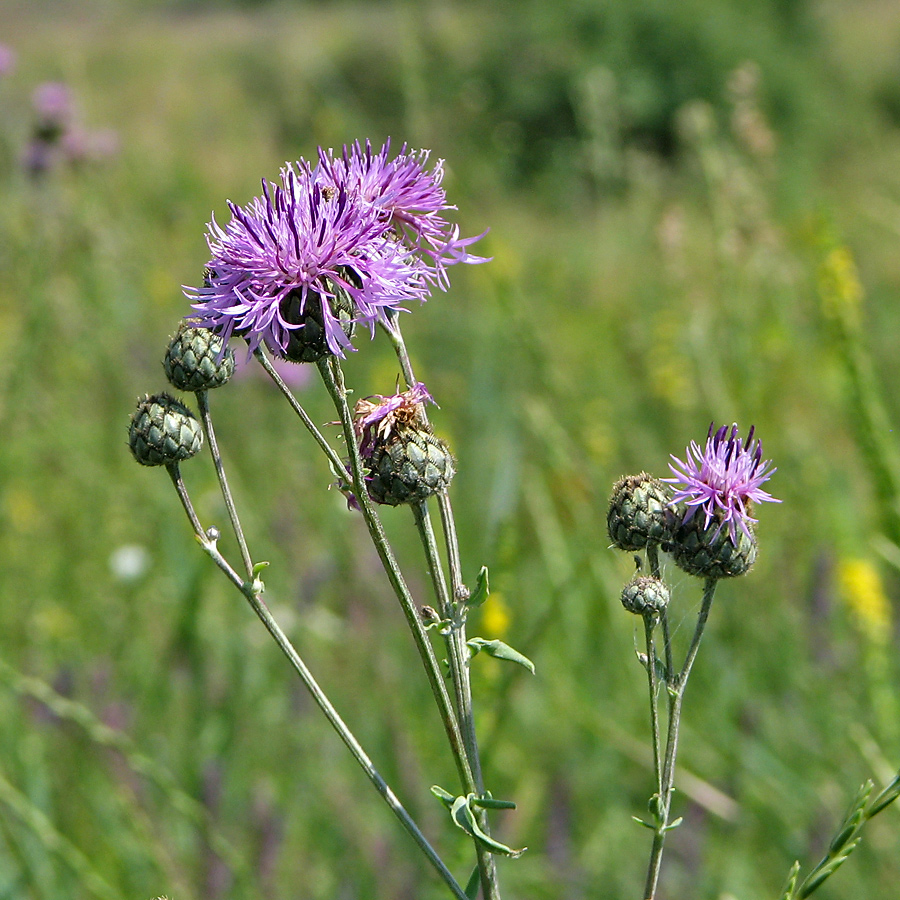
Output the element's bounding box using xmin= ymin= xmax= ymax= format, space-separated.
xmin=467 ymin=638 xmax=535 ymax=674
xmin=449 ymin=795 xmax=527 ymax=858
xmin=472 ymin=796 xmax=517 ymax=811
xmin=467 ymin=566 xmax=490 ymax=608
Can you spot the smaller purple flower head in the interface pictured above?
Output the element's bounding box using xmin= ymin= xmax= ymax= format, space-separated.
xmin=663 ymin=422 xmax=780 ymax=544
xmin=186 ymin=162 xmax=431 ymax=359
xmin=352 ymin=382 xmax=435 ymax=458
xmin=316 ymin=139 xmax=489 ymax=288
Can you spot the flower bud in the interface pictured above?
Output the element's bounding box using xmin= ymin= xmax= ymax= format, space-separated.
xmin=621 ymin=575 xmax=670 ymax=618
xmin=670 ymin=513 xmax=758 ymax=579
xmin=607 ymin=473 xmax=673 ymax=551
xmin=164 ymin=321 xmax=235 ymax=392
xmin=367 ymin=428 xmax=455 ymax=506
xmin=129 ymin=393 xmax=203 ymax=467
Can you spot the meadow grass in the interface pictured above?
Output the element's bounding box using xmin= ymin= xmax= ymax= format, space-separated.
xmin=1 ymin=1 xmax=900 ymax=898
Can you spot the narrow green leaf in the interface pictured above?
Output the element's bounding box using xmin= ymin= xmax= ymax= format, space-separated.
xmin=827 ymin=782 xmax=871 ymax=854
xmin=664 ymin=816 xmax=683 ymax=831
xmin=472 ymin=797 xmax=517 ymax=811
xmin=430 ymin=785 xmax=455 ymax=808
xmin=464 ymin=866 xmax=481 ymax=899
xmin=778 ymin=860 xmax=801 ymax=900
xmin=252 ymin=560 xmax=270 ymax=577
xmin=799 ymin=840 xmax=861 ymax=898
xmin=466 ymin=566 xmax=490 ymax=608
xmin=867 ymin=771 xmax=900 ymax=818
xmin=467 ymin=638 xmax=535 ymax=674
xmin=632 ymin=816 xmax=657 ymax=830
xmin=653 ymin=655 xmax=668 ymax=683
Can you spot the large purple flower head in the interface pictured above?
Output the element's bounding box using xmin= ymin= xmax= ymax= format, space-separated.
xmin=316 ymin=139 xmax=489 ymax=288
xmin=187 ymin=161 xmax=431 ymax=358
xmin=664 ymin=422 xmax=780 ymax=544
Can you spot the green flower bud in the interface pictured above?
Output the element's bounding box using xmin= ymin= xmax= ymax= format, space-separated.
xmin=621 ymin=575 xmax=670 ymax=618
xmin=164 ymin=321 xmax=235 ymax=392
xmin=366 ymin=427 xmax=455 ymax=506
xmin=670 ymin=513 xmax=758 ymax=579
xmin=607 ymin=473 xmax=673 ymax=551
xmin=129 ymin=393 xmax=203 ymax=467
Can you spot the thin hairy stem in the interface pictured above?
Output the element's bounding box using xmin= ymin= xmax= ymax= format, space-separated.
xmin=643 ymin=577 xmax=718 ymax=900
xmin=196 ymin=390 xmax=253 ymax=580
xmin=643 ymin=616 xmax=663 ymax=798
xmin=167 ymin=459 xmax=469 ymax=900
xmin=254 ymin=349 xmax=347 ymax=479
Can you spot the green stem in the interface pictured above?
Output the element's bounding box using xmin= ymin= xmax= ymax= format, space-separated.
xmin=643 ymin=577 xmax=718 ymax=900
xmin=643 ymin=616 xmax=663 ymax=798
xmin=315 ymin=357 xmax=476 ymax=793
xmin=412 ymin=503 xmax=500 ymax=900
xmin=196 ymin=390 xmax=253 ymax=580
xmin=166 ymin=460 xmax=469 ymax=900
xmin=382 ymin=314 xmax=500 ymax=899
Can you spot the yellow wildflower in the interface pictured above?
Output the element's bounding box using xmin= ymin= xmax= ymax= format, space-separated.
xmin=837 ymin=558 xmax=891 ymax=645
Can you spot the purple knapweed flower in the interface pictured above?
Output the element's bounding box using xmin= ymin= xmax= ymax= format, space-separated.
xmin=352 ymin=382 xmax=435 ymax=458
xmin=186 ymin=161 xmax=433 ymax=358
xmin=664 ymin=422 xmax=780 ymax=544
xmin=316 ymin=139 xmax=489 ymax=289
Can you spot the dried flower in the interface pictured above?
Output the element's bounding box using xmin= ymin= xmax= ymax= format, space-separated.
xmin=664 ymin=422 xmax=779 ymax=545
xmin=353 ymin=382 xmax=435 ymax=457
xmin=187 ymin=161 xmax=432 ymax=359
xmin=350 ymin=383 xmax=454 ymax=506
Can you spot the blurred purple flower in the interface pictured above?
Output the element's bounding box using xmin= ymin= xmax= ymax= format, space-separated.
xmin=32 ymin=81 xmax=73 ymax=132
xmin=187 ymin=161 xmax=434 ymax=358
xmin=316 ymin=139 xmax=489 ymax=288
xmin=62 ymin=126 xmax=119 ymax=163
xmin=664 ymin=422 xmax=780 ymax=544
xmin=21 ymin=138 xmax=55 ymax=176
xmin=0 ymin=44 xmax=15 ymax=78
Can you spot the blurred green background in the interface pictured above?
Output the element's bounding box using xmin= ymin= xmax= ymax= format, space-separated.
xmin=2 ymin=0 xmax=900 ymax=897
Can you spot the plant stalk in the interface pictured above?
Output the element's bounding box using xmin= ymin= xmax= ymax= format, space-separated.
xmin=643 ymin=576 xmax=718 ymax=900
xmin=165 ymin=461 xmax=469 ymax=900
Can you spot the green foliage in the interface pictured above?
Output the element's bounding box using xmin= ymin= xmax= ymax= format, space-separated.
xmin=1 ymin=1 xmax=900 ymax=899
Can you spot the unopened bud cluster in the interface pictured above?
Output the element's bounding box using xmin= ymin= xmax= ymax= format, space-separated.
xmin=608 ymin=423 xmax=779 ymax=581
xmin=129 ymin=320 xmax=232 ymax=470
